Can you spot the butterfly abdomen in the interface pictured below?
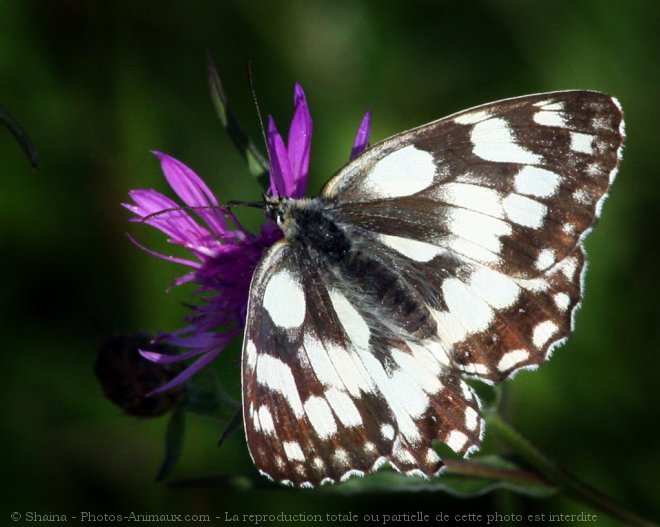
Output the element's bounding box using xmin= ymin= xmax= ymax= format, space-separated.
xmin=339 ymin=250 xmax=437 ymax=339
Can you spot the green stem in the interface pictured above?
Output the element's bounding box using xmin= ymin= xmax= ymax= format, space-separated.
xmin=443 ymin=458 xmax=554 ymax=491
xmin=207 ymin=365 xmax=240 ymax=412
xmin=206 ymin=55 xmax=269 ymax=188
xmin=1 ymin=106 xmax=38 ymax=168
xmin=485 ymin=411 xmax=657 ymax=527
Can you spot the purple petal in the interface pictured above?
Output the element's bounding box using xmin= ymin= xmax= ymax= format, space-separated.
xmin=258 ymin=220 xmax=284 ymax=246
xmin=125 ymin=189 xmax=209 ymax=242
xmin=126 ymin=233 xmax=201 ymax=268
xmin=124 ymin=188 xmax=179 ymax=218
xmin=286 ymin=84 xmax=312 ymax=198
xmin=267 ymin=117 xmax=292 ymax=198
xmin=153 ymin=151 xmax=228 ymax=235
xmin=139 ymin=346 xmax=207 ymax=364
xmin=350 ymin=110 xmax=371 ymax=160
xmin=165 ymin=328 xmax=241 ymax=350
xmin=171 ymin=270 xmax=199 ymax=286
xmin=146 ymin=347 xmax=222 ymax=395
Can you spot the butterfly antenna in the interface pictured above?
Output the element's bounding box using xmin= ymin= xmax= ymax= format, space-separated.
xmin=140 ymin=202 xmax=263 ymax=223
xmin=140 ymin=204 xmax=219 ymax=222
xmin=247 ymin=60 xmax=271 ymax=168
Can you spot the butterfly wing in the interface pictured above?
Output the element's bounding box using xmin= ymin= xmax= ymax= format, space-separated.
xmin=321 ymin=90 xmax=624 ymax=381
xmin=242 ymin=90 xmax=624 ymax=486
xmin=323 ymin=90 xmax=622 ymax=274
xmin=241 ymin=240 xmax=483 ymax=486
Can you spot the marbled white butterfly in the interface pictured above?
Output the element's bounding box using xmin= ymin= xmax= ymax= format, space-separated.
xmin=242 ymin=91 xmax=624 ymax=487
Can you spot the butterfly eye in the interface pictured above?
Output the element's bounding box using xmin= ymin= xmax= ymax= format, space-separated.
xmin=264 ymin=203 xmax=278 ymax=223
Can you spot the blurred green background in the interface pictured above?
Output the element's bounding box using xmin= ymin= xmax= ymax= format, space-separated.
xmin=1 ymin=0 xmax=658 ymax=525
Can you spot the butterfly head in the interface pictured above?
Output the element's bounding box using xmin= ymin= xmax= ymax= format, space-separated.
xmin=265 ymin=195 xmax=302 ymax=240
xmin=264 ymin=194 xmax=287 ymax=226
xmin=263 ymin=194 xmax=322 ymax=241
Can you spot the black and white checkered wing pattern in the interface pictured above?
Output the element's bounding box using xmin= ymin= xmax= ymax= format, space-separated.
xmin=322 ymin=90 xmax=624 ymax=381
xmin=242 ymin=241 xmax=484 ymax=487
xmin=242 ymin=90 xmax=624 ymax=487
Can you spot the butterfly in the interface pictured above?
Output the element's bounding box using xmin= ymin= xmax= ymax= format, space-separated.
xmin=241 ymin=90 xmax=625 ymax=487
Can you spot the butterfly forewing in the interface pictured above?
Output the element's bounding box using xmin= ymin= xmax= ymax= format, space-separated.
xmin=242 ymin=90 xmax=624 ymax=486
xmin=323 ymin=91 xmax=622 ymax=277
xmin=321 ymin=90 xmax=623 ymax=382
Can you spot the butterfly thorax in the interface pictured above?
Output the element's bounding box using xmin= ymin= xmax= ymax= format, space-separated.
xmin=269 ymin=196 xmax=437 ymax=340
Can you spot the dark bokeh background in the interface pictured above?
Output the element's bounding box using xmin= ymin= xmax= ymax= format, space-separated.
xmin=1 ymin=1 xmax=658 ymax=525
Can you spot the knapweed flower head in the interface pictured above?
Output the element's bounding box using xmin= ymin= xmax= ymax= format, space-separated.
xmin=124 ymin=84 xmax=371 ymax=393
xmin=95 ymin=334 xmax=186 ymax=416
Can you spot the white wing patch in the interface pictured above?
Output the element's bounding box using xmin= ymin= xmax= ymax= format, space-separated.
xmin=464 ymin=407 xmax=480 ymax=431
xmin=501 ymin=194 xmax=547 ymax=229
xmin=435 ymin=278 xmax=494 ymax=345
xmin=303 ymin=333 xmax=344 ymax=391
xmin=470 ymin=118 xmax=542 ymax=164
xmin=258 ymin=405 xmax=276 ymax=435
xmin=445 ymin=430 xmax=468 ymax=453
xmin=533 ymin=110 xmax=568 ymax=127
xmin=324 ymin=388 xmax=363 ymax=427
xmin=445 ymin=208 xmax=512 ymax=257
xmin=532 ymin=321 xmax=560 ymax=348
xmin=263 ymin=269 xmax=306 ymax=329
xmin=256 ymin=354 xmax=305 ymax=417
xmin=326 ymin=342 xmax=376 ymax=396
xmin=392 ymin=348 xmax=443 ymax=394
xmin=553 ymin=292 xmax=570 ymax=311
xmin=497 ymin=349 xmax=529 ymax=372
xmin=570 ymin=132 xmax=595 ymax=154
xmin=303 ymin=396 xmax=338 ymax=439
xmin=381 ymin=423 xmax=395 ymax=440
xmin=328 ymin=290 xmax=370 ymax=350
xmin=535 ymin=248 xmax=556 ymax=270
xmin=283 ymin=441 xmax=305 ymax=462
xmin=514 ymin=166 xmax=560 ymax=198
xmin=453 ymin=109 xmax=491 ymax=125
xmin=438 ymin=182 xmax=505 ymax=219
xmin=362 ymin=145 xmax=435 ymax=198
xmin=378 ymin=234 xmax=446 ymax=262
xmin=469 ymin=267 xmax=520 ymax=309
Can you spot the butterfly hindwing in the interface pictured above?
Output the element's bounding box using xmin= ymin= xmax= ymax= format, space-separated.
xmin=242 ymin=240 xmax=391 ymax=486
xmin=242 ymin=240 xmax=483 ymax=486
xmin=324 ymin=220 xmax=587 ymax=383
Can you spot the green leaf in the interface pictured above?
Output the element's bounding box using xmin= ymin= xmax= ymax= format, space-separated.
xmin=485 ymin=412 xmax=659 ymax=527
xmin=322 ymin=456 xmax=556 ymax=497
xmin=182 ymin=384 xmax=222 ymax=416
xmin=206 ymin=55 xmax=269 ymax=189
xmin=165 ymin=456 xmax=556 ymax=496
xmin=168 ymin=473 xmax=272 ymax=490
xmin=1 ymin=106 xmax=38 ymax=168
xmin=155 ymin=405 xmax=186 ymax=482
xmin=182 ymin=380 xmax=239 ymax=419
xmin=217 ymin=409 xmax=242 ymax=446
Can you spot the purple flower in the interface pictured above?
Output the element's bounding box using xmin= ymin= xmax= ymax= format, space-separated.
xmin=267 ymin=84 xmax=312 ymax=198
xmin=124 ymin=84 xmax=371 ymax=393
